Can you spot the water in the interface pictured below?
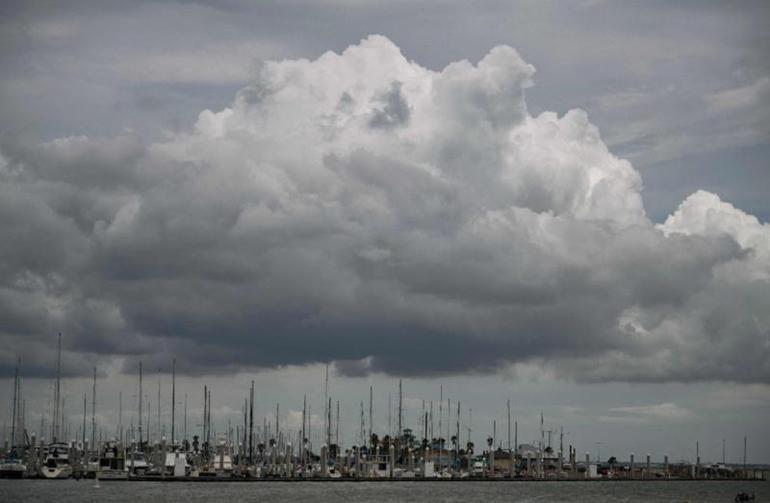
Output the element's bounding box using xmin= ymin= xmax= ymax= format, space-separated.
xmin=1 ymin=479 xmax=767 ymax=502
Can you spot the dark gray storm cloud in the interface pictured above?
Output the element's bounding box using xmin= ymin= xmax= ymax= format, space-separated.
xmin=0 ymin=36 xmax=768 ymax=383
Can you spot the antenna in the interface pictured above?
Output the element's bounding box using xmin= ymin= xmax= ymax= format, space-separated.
xmin=722 ymin=438 xmax=726 ymax=465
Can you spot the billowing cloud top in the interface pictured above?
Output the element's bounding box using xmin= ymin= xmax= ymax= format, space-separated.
xmin=1 ymin=36 xmax=768 ymax=382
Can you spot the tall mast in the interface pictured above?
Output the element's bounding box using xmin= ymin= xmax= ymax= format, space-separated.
xmin=203 ymin=386 xmax=208 ymax=449
xmin=359 ymin=400 xmax=364 ymax=445
xmin=91 ymin=367 xmax=96 ymax=455
xmin=540 ymin=411 xmax=544 ymax=453
xmin=301 ymin=394 xmax=306 ymax=460
xmin=275 ymin=402 xmax=279 ymax=441
xmin=514 ymin=420 xmax=518 ymax=454
xmin=183 ymin=393 xmax=188 ymax=443
xmin=368 ymin=385 xmax=373 ymax=440
xmin=157 ymin=369 xmax=161 ymax=441
xmin=388 ymin=393 xmax=392 ymax=437
xmin=447 ymin=398 xmax=451 ymax=444
xmin=82 ymin=393 xmax=86 ymax=447
xmin=324 ymin=365 xmax=329 ymax=444
xmin=429 ymin=401 xmax=433 ymax=440
xmin=327 ymin=397 xmax=332 ymax=447
xmin=507 ymin=399 xmax=511 ymax=450
xmin=397 ymin=379 xmax=403 ymax=438
xmin=456 ymin=401 xmax=460 ymax=457
xmin=335 ymin=400 xmax=340 ymax=446
xmin=10 ymin=357 xmax=19 ymax=451
xmin=438 ymin=385 xmax=442 ymax=443
xmin=53 ymin=333 xmax=62 ymax=442
xmin=118 ymin=391 xmax=123 ymax=443
xmin=249 ymin=380 xmax=254 ymax=463
xmin=171 ymin=359 xmax=176 ymax=443
xmin=138 ymin=361 xmax=143 ymax=448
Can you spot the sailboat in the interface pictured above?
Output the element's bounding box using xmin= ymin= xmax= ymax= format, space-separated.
xmin=1 ymin=358 xmax=27 ymax=478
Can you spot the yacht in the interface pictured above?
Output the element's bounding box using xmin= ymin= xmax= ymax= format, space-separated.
xmin=0 ymin=457 xmax=27 ymax=478
xmin=40 ymin=443 xmax=73 ymax=479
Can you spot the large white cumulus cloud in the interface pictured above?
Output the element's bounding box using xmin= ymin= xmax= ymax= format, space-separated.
xmin=1 ymin=36 xmax=768 ymax=382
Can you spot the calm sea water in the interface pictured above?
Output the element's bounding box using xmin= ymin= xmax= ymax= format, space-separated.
xmin=1 ymin=479 xmax=767 ymax=502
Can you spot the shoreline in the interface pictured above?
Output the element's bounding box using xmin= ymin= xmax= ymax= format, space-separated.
xmin=7 ymin=477 xmax=765 ymax=483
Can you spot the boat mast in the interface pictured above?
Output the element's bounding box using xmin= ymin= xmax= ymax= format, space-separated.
xmin=183 ymin=393 xmax=188 ymax=444
xmin=171 ymin=359 xmax=176 ymax=444
xmin=52 ymin=333 xmax=62 ymax=442
xmin=249 ymin=380 xmax=254 ymax=463
xmin=82 ymin=393 xmax=86 ymax=448
xmin=368 ymin=385 xmax=373 ymax=440
xmin=398 ymin=379 xmax=402 ymax=438
xmin=323 ymin=365 xmax=329 ymax=446
xmin=301 ymin=394 xmax=306 ymax=463
xmin=438 ymin=385 xmax=442 ymax=445
xmin=118 ymin=391 xmax=123 ymax=444
xmin=507 ymin=400 xmax=511 ymax=451
xmin=91 ymin=367 xmax=96 ymax=456
xmin=10 ymin=357 xmax=19 ymax=452
xmin=157 ymin=369 xmax=161 ymax=441
xmin=138 ymin=361 xmax=143 ymax=448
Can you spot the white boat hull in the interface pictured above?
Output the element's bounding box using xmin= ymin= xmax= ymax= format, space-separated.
xmin=41 ymin=465 xmax=72 ymax=479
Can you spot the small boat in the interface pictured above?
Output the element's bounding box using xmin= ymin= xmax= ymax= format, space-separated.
xmin=98 ymin=441 xmax=128 ymax=480
xmin=40 ymin=443 xmax=73 ymax=479
xmin=127 ymin=450 xmax=150 ymax=476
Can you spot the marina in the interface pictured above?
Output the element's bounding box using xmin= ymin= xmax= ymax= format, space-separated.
xmin=1 ymin=347 xmax=766 ymax=484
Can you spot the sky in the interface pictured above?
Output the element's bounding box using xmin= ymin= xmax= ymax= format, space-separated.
xmin=0 ymin=0 xmax=768 ymax=463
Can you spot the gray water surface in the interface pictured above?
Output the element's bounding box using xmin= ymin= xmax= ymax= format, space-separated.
xmin=1 ymin=479 xmax=767 ymax=502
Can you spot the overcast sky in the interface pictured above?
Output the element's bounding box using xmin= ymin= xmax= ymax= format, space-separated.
xmin=1 ymin=1 xmax=768 ymax=463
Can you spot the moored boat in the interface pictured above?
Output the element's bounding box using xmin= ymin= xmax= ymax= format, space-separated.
xmin=0 ymin=458 xmax=27 ymax=478
xmin=40 ymin=443 xmax=72 ymax=479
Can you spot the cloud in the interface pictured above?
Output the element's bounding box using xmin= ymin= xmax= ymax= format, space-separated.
xmin=113 ymin=42 xmax=274 ymax=84
xmin=601 ymin=402 xmax=692 ymax=423
xmin=0 ymin=35 xmax=768 ymax=383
